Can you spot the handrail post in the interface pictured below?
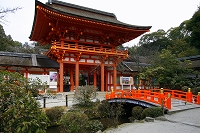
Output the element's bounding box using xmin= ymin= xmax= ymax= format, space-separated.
xmin=197 ymin=92 xmax=200 ymax=105
xmin=186 ymin=88 xmax=192 ymax=103
xmin=166 ymin=93 xmax=171 ymax=109
xmin=138 ymin=88 xmax=141 ymax=98
xmin=144 ymin=90 xmax=147 ymax=100
xmin=105 ymin=91 xmax=109 ymax=100
xmin=121 ymin=90 xmax=124 ymax=98
xmin=110 ymin=88 xmax=114 ymax=98
xmin=171 ymin=90 xmax=175 ymax=98
xmin=132 ymin=90 xmax=135 ymax=98
xmin=160 ymin=88 xmax=164 ymax=107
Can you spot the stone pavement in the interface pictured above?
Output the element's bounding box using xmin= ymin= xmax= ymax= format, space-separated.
xmin=165 ymin=107 xmax=200 ymax=128
xmin=36 ymin=92 xmax=106 ymax=108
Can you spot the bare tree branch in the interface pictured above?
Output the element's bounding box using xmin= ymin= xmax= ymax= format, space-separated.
xmin=0 ymin=7 xmax=22 ymax=24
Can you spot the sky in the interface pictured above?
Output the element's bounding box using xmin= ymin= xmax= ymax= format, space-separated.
xmin=1 ymin=0 xmax=200 ymax=47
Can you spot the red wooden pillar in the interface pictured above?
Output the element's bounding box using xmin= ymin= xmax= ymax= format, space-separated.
xmin=25 ymin=68 xmax=29 ymax=78
xmin=93 ymin=71 xmax=97 ymax=87
xmin=70 ymin=65 xmax=74 ymax=91
xmin=43 ymin=68 xmax=47 ymax=75
xmin=101 ymin=63 xmax=104 ymax=92
xmin=61 ymin=39 xmax=64 ymax=47
xmin=75 ymin=59 xmax=79 ymax=89
xmin=57 ymin=69 xmax=59 ymax=92
xmin=59 ymin=62 xmax=64 ymax=92
xmin=109 ymin=72 xmax=112 ymax=91
xmin=88 ymin=70 xmax=90 ymax=85
xmin=113 ymin=65 xmax=117 ymax=91
xmin=105 ymin=70 xmax=108 ymax=91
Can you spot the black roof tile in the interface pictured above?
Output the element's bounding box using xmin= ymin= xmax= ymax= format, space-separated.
xmin=0 ymin=52 xmax=59 ymax=68
xmin=43 ymin=0 xmax=151 ymax=30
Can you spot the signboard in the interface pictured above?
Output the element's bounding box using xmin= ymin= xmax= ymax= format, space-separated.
xmin=120 ymin=76 xmax=133 ymax=85
xmin=49 ymin=71 xmax=57 ymax=88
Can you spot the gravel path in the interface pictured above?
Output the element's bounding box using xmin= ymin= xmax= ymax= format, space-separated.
xmin=102 ymin=108 xmax=200 ymax=133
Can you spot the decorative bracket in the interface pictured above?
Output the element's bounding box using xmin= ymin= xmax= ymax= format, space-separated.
xmin=100 ymin=55 xmax=108 ymax=63
xmin=75 ymin=52 xmax=82 ymax=61
xmin=47 ymin=21 xmax=68 ymax=42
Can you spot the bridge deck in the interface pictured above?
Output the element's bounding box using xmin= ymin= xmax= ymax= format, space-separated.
xmin=169 ymin=98 xmax=200 ymax=113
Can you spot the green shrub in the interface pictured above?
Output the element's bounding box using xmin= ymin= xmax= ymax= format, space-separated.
xmin=141 ymin=108 xmax=149 ymax=119
xmin=45 ymin=106 xmax=65 ymax=126
xmin=84 ymin=105 xmax=100 ymax=119
xmin=129 ymin=106 xmax=143 ymax=122
xmin=97 ymin=100 xmax=111 ymax=118
xmin=99 ymin=118 xmax=115 ymax=130
xmin=73 ymin=85 xmax=97 ymax=107
xmin=59 ymin=111 xmax=89 ymax=133
xmin=97 ymin=100 xmax=125 ymax=127
xmin=70 ymin=100 xmax=100 ymax=119
xmin=0 ymin=70 xmax=49 ymax=133
xmin=141 ymin=107 xmax=163 ymax=119
xmin=88 ymin=120 xmax=103 ymax=133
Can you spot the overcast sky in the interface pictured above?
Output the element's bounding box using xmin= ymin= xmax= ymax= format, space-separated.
xmin=1 ymin=0 xmax=199 ymax=47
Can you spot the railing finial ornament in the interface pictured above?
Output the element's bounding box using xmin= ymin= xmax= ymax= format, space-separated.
xmin=111 ymin=87 xmax=114 ymax=92
xmin=160 ymin=88 xmax=164 ymax=94
xmin=188 ymin=88 xmax=191 ymax=92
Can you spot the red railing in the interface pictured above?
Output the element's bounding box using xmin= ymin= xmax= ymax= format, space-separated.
xmin=150 ymin=88 xmax=199 ymax=104
xmin=105 ymin=88 xmax=200 ymax=110
xmin=50 ymin=42 xmax=128 ymax=56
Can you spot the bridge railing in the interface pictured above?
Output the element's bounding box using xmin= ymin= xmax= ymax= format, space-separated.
xmin=105 ymin=89 xmax=172 ymax=109
xmin=150 ymin=88 xmax=200 ymax=104
xmin=106 ymin=88 xmax=200 ymax=110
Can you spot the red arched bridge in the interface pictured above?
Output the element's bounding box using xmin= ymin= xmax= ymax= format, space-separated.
xmin=105 ymin=88 xmax=200 ymax=110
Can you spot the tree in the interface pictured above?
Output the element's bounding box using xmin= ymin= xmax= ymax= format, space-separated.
xmin=0 ymin=24 xmax=49 ymax=54
xmin=0 ymin=70 xmax=49 ymax=132
xmin=167 ymin=21 xmax=191 ymax=41
xmin=186 ymin=7 xmax=200 ymax=50
xmin=167 ymin=39 xmax=199 ymax=57
xmin=139 ymin=49 xmax=189 ymax=89
xmin=166 ymin=21 xmax=200 ymax=57
xmin=139 ymin=29 xmax=172 ymax=53
xmin=0 ymin=24 xmax=16 ymax=51
xmin=0 ymin=24 xmax=24 ymax=52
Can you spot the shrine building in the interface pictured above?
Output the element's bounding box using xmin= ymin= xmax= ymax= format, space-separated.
xmin=29 ymin=0 xmax=151 ymax=92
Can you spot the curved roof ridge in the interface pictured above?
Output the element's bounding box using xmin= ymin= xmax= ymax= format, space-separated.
xmin=50 ymin=0 xmax=117 ymax=18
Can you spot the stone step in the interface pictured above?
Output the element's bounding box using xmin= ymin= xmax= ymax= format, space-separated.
xmin=168 ymin=98 xmax=200 ymax=113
